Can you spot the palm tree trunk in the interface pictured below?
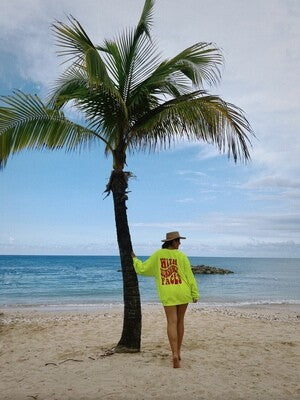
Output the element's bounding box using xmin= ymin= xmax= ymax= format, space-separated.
xmin=109 ymin=169 xmax=142 ymax=352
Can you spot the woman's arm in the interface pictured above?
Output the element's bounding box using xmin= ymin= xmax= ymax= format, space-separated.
xmin=132 ymin=251 xmax=157 ymax=277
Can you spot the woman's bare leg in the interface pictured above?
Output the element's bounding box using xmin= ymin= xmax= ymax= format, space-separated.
xmin=177 ymin=303 xmax=188 ymax=360
xmin=163 ymin=305 xmax=180 ymax=368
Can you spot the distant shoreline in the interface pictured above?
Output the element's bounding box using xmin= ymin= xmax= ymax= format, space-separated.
xmin=1 ymin=254 xmax=300 ymax=259
xmin=1 ymin=301 xmax=300 ymax=315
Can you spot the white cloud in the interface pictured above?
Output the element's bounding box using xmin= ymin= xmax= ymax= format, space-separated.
xmin=244 ymin=176 xmax=300 ymax=190
xmin=131 ymin=215 xmax=300 ymax=257
xmin=177 ymin=170 xmax=207 ymax=177
xmin=176 ymin=198 xmax=196 ymax=203
xmin=242 ymin=174 xmax=300 ymax=210
xmin=132 ymin=212 xmax=300 ymax=241
xmin=0 ymin=0 xmax=145 ymax=87
xmin=187 ymin=239 xmax=300 ymax=258
xmin=196 ymin=144 xmax=222 ymax=161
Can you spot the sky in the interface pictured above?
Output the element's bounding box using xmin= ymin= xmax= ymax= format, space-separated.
xmin=0 ymin=0 xmax=299 ymax=257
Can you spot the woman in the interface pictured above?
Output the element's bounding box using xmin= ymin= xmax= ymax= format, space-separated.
xmin=132 ymin=231 xmax=199 ymax=368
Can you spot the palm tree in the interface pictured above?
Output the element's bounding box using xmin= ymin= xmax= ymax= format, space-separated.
xmin=0 ymin=0 xmax=252 ymax=352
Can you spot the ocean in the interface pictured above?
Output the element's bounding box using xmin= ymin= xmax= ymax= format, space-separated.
xmin=0 ymin=255 xmax=299 ymax=309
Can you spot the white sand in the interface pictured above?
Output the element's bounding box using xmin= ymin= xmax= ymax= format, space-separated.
xmin=1 ymin=304 xmax=299 ymax=400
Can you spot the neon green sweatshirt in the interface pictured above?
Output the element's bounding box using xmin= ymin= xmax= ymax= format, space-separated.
xmin=133 ymin=249 xmax=199 ymax=306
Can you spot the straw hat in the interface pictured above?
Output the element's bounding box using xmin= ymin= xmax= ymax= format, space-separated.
xmin=161 ymin=231 xmax=186 ymax=242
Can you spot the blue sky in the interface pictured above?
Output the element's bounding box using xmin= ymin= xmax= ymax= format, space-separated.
xmin=0 ymin=0 xmax=300 ymax=257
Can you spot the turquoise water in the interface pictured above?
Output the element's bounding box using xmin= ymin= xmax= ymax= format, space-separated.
xmin=0 ymin=255 xmax=299 ymax=308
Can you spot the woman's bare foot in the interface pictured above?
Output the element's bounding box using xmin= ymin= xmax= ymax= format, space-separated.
xmin=173 ymin=357 xmax=180 ymax=368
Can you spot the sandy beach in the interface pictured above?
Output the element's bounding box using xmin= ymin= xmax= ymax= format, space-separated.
xmin=1 ymin=304 xmax=299 ymax=400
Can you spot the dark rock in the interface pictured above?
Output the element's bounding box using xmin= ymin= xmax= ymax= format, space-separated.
xmin=118 ymin=265 xmax=234 ymax=274
xmin=191 ymin=265 xmax=234 ymax=274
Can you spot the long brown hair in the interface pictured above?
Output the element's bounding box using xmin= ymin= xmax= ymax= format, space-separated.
xmin=162 ymin=239 xmax=178 ymax=249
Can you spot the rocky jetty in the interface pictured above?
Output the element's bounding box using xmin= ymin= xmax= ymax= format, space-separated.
xmin=191 ymin=265 xmax=234 ymax=274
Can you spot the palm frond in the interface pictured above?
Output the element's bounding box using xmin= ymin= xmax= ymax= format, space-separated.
xmin=52 ymin=16 xmax=114 ymax=89
xmin=77 ymin=88 xmax=128 ymax=142
xmin=125 ymin=33 xmax=161 ymax=94
xmin=99 ymin=0 xmax=157 ymax=102
xmin=127 ymin=70 xmax=191 ymax=119
xmin=98 ymin=39 xmax=124 ymax=87
xmin=47 ymin=62 xmax=128 ymax=133
xmin=166 ymin=42 xmax=223 ymax=87
xmin=129 ymin=92 xmax=253 ymax=162
xmin=52 ymin=16 xmax=93 ymax=63
xmin=46 ymin=67 xmax=129 ymax=158
xmin=0 ymin=91 xmax=109 ymax=169
xmin=47 ymin=66 xmax=90 ymax=109
xmin=127 ymin=42 xmax=222 ymax=116
xmin=135 ymin=42 xmax=222 ymax=95
xmin=135 ymin=0 xmax=155 ymax=39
